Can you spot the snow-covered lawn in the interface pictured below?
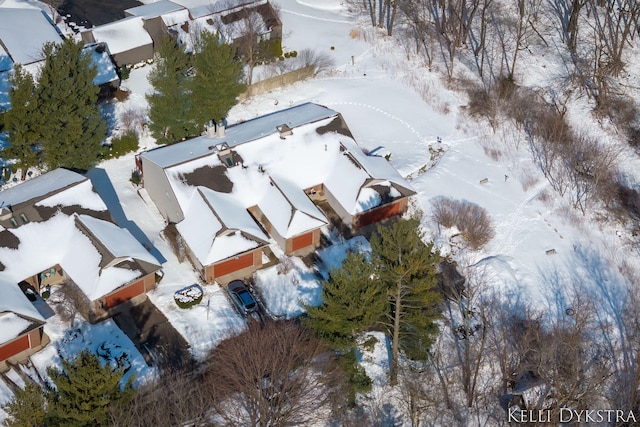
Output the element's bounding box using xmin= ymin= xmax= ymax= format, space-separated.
xmin=1 ymin=0 xmax=639 ymax=423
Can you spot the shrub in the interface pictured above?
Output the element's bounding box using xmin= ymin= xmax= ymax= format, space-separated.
xmin=130 ymin=170 xmax=141 ymax=186
xmin=330 ymin=46 xmax=335 ymax=50
xmin=174 ymin=284 xmax=204 ymax=309
xmin=431 ymin=197 xmax=495 ymax=250
xmin=119 ymin=64 xmax=131 ymax=80
xmin=155 ymin=271 xmax=164 ymax=283
xmin=104 ymin=131 xmax=139 ymax=159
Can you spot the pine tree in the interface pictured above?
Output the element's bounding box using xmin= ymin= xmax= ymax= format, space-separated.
xmin=305 ymin=251 xmax=385 ymax=349
xmin=45 ymin=350 xmax=135 ymax=426
xmin=35 ymin=39 xmax=106 ymax=171
xmin=304 ymin=251 xmax=385 ymax=402
xmin=147 ymin=36 xmax=194 ymax=144
xmin=370 ymin=217 xmax=441 ymax=385
xmin=2 ymin=382 xmax=47 ymax=427
xmin=4 ymin=65 xmax=40 ymax=180
xmin=189 ymin=31 xmax=245 ymax=129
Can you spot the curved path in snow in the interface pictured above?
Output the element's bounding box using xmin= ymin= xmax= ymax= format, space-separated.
xmin=280 ymin=8 xmax=354 ymax=24
xmin=326 ymin=101 xmax=427 ymax=144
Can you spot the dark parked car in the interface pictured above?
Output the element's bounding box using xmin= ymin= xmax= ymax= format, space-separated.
xmin=227 ymin=280 xmax=258 ymax=316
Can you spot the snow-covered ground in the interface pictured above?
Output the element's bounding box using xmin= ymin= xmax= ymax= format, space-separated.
xmin=1 ymin=0 xmax=640 ymax=423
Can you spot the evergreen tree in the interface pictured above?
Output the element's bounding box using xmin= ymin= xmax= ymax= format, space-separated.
xmin=147 ymin=36 xmax=194 ymax=144
xmin=189 ymin=31 xmax=245 ymax=129
xmin=35 ymin=39 xmax=106 ymax=171
xmin=304 ymin=251 xmax=385 ymax=402
xmin=2 ymin=382 xmax=47 ymax=427
xmin=370 ymin=217 xmax=442 ymax=385
xmin=46 ymin=350 xmax=135 ymax=426
xmin=305 ymin=252 xmax=385 ymax=349
xmin=4 ymin=65 xmax=40 ymax=180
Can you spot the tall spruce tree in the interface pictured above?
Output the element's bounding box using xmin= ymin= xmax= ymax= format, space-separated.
xmin=147 ymin=36 xmax=194 ymax=144
xmin=2 ymin=382 xmax=47 ymax=427
xmin=4 ymin=65 xmax=40 ymax=180
xmin=370 ymin=217 xmax=441 ymax=385
xmin=305 ymin=252 xmax=385 ymax=348
xmin=304 ymin=251 xmax=386 ymax=402
xmin=36 ymin=39 xmax=106 ymax=171
xmin=189 ymin=31 xmax=245 ymax=129
xmin=46 ymin=350 xmax=135 ymax=426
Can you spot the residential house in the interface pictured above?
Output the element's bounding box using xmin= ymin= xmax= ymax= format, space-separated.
xmin=0 ymin=168 xmax=161 ymax=356
xmin=82 ymin=0 xmax=282 ymax=66
xmin=0 ymin=8 xmax=119 ymax=109
xmin=137 ymin=102 xmax=415 ymax=284
xmin=0 ymin=8 xmax=63 ymax=75
xmin=176 ymin=187 xmax=269 ymax=283
xmin=81 ymin=16 xmax=155 ymax=66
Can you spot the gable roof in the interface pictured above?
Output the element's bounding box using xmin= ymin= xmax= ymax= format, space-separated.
xmin=0 ymin=169 xmax=160 ymax=302
xmin=125 ymin=0 xmax=186 ymax=17
xmin=143 ymin=103 xmax=415 ymax=255
xmin=176 ymin=187 xmax=268 ymax=265
xmin=0 ymin=8 xmax=62 ymax=66
xmin=0 ymin=276 xmax=45 ymax=346
xmin=76 ymin=215 xmax=159 ymax=268
xmin=0 ymin=168 xmax=94 ymax=210
xmin=141 ymin=102 xmax=338 ymax=169
xmin=83 ymin=43 xmax=119 ymax=87
xmin=259 ymin=175 xmax=328 ymax=238
xmin=87 ymin=16 xmax=154 ymax=56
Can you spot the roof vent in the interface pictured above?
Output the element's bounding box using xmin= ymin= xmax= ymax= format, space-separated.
xmin=276 ymin=124 xmax=293 ymax=139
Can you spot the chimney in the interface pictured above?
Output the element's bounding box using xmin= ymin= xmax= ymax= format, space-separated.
xmin=217 ymin=121 xmax=225 ymax=138
xmin=206 ymin=120 xmax=215 ymax=137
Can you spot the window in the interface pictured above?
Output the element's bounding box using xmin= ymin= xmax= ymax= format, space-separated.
xmin=9 ymin=217 xmax=17 ymax=227
xmin=19 ymin=213 xmax=28 ymax=224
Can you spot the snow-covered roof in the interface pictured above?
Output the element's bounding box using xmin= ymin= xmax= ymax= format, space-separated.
xmin=0 ymin=8 xmax=62 ymax=66
xmin=171 ymin=0 xmax=264 ymax=17
xmin=146 ymin=104 xmax=414 ymax=252
xmin=83 ymin=44 xmax=119 ymax=87
xmin=176 ymin=187 xmax=268 ymax=265
xmin=0 ymin=277 xmax=44 ymax=323
xmin=88 ymin=17 xmax=153 ymax=56
xmin=0 ymin=212 xmax=159 ymax=302
xmin=162 ymin=9 xmax=192 ymax=27
xmin=76 ymin=215 xmax=160 ymax=267
xmin=258 ymin=175 xmax=328 ymax=238
xmin=0 ymin=168 xmax=92 ymax=209
xmin=125 ymin=0 xmax=186 ymax=18
xmin=141 ymin=102 xmax=338 ymax=169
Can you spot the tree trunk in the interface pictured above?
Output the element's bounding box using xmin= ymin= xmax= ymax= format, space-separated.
xmin=387 ymin=0 xmax=398 ymax=36
xmin=391 ymin=282 xmax=402 ymax=385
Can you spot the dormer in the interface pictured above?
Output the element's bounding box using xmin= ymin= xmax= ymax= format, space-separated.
xmin=277 ymin=124 xmax=293 ymax=139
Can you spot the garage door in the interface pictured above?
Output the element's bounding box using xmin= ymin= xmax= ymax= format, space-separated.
xmin=291 ymin=232 xmax=313 ymax=252
xmin=0 ymin=335 xmax=29 ymax=362
xmin=104 ymin=280 xmax=145 ymax=310
xmin=214 ymin=252 xmax=254 ymax=277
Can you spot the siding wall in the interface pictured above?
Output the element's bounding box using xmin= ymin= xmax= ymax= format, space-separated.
xmin=141 ymin=158 xmax=184 ymax=223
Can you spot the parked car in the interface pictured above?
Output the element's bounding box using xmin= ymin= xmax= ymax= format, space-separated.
xmin=227 ymin=280 xmax=258 ymax=316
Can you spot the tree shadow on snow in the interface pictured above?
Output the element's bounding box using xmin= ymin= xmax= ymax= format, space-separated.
xmin=86 ymin=167 xmax=167 ymax=264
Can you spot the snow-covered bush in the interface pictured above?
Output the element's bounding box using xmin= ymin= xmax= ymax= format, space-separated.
xmin=174 ymin=284 xmax=204 ymax=309
xmin=431 ymin=197 xmax=495 ymax=250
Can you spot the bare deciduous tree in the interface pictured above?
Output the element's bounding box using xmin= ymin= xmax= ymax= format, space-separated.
xmin=204 ymin=321 xmax=344 ymax=427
